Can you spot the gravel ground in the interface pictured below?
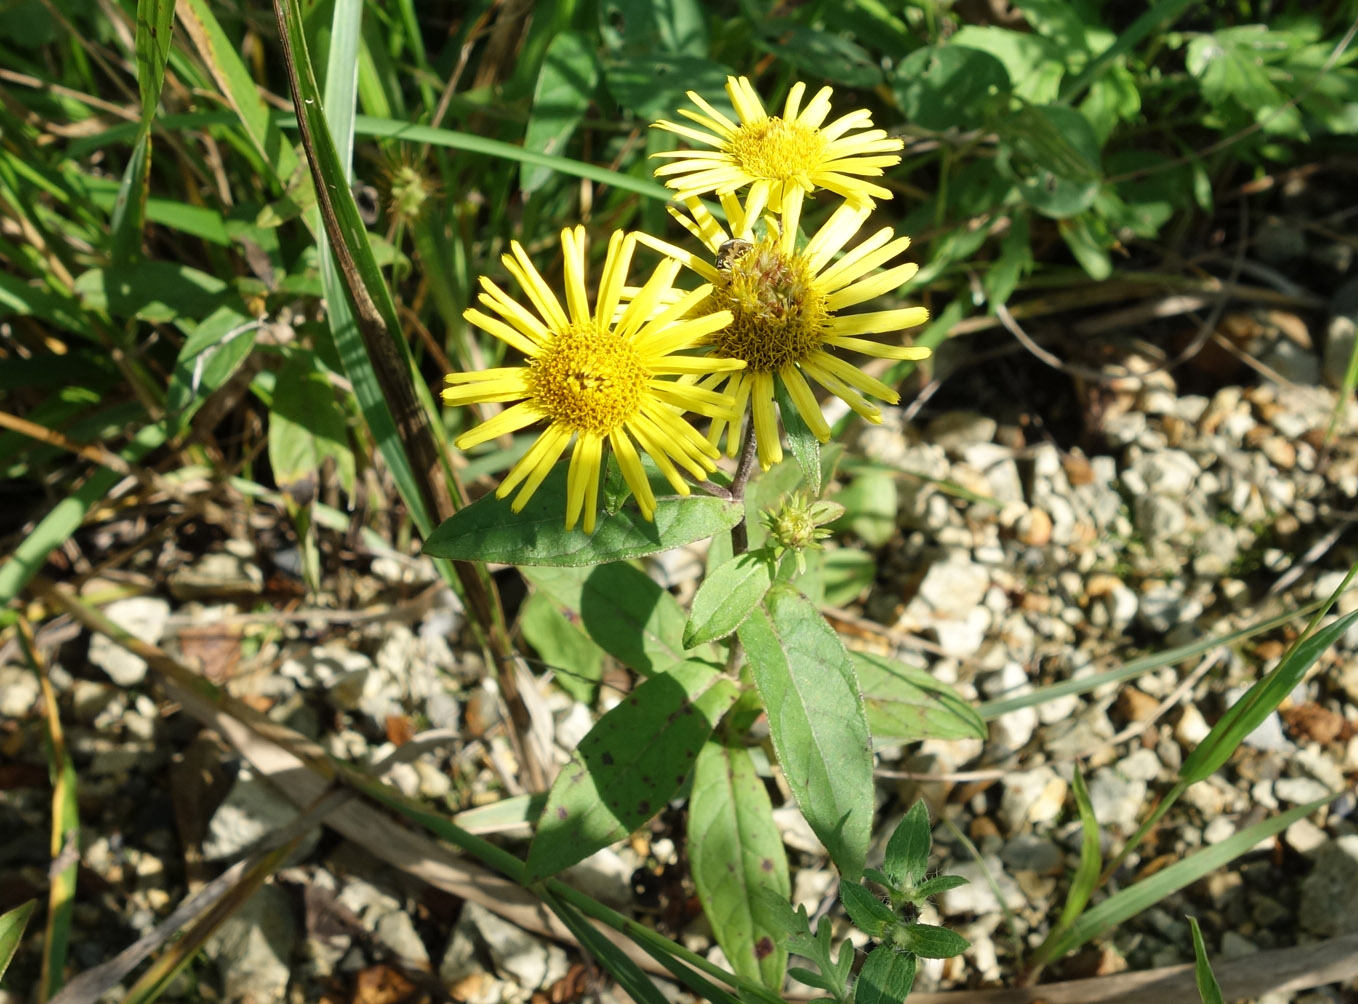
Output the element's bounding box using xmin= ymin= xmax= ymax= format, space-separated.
xmin=4 ymin=287 xmax=1358 ymax=1002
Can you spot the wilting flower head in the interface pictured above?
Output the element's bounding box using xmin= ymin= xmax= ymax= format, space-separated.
xmin=651 ymin=76 xmax=904 ymax=220
xmin=443 ymin=227 xmax=744 ymax=532
xmin=635 ymin=193 xmax=930 ymax=470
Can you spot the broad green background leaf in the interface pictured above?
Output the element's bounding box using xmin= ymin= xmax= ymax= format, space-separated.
xmin=599 ymin=0 xmax=708 ymax=56
xmin=603 ymin=55 xmax=733 ymax=122
xmin=832 ymin=470 xmax=896 ymax=547
xmin=685 ymin=552 xmax=774 ymax=648
xmin=526 ymin=663 xmax=738 ymax=880
xmin=739 ymin=584 xmax=873 ymax=880
xmin=424 ymin=461 xmax=745 ymax=566
xmin=522 ymin=32 xmax=599 ymax=194
xmin=267 ymin=352 xmax=356 ymax=498
xmin=950 ymin=25 xmax=1065 ymax=103
xmin=854 ymin=946 xmax=915 ymax=1004
xmin=853 ymin=652 xmax=986 ymax=743
xmin=165 ymin=307 xmax=259 ymax=431
xmin=520 ymin=591 xmax=606 ymax=704
xmin=689 ymin=741 xmax=789 ymax=989
xmin=996 ymin=103 xmax=1102 ymax=218
xmin=892 ymin=45 xmax=1010 ymax=131
xmin=524 ymin=563 xmax=698 ymax=675
xmin=74 ymin=262 xmax=236 ymax=324
xmin=755 ymin=24 xmax=881 ymax=88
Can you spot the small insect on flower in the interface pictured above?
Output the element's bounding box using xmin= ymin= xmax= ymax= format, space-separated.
xmin=715 ymin=238 xmax=754 ymax=272
xmin=636 ymin=192 xmax=931 ymax=470
xmin=442 ymin=227 xmax=746 ymax=533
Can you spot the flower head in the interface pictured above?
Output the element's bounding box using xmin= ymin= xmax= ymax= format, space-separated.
xmin=444 ymin=227 xmax=744 ymax=532
xmin=636 ymin=193 xmax=931 ymax=470
xmin=651 ymin=76 xmax=904 ymax=219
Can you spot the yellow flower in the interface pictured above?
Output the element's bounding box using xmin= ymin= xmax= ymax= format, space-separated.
xmin=636 ymin=193 xmax=930 ymax=470
xmin=444 ymin=227 xmax=744 ymax=533
xmin=651 ymin=76 xmax=904 ymax=219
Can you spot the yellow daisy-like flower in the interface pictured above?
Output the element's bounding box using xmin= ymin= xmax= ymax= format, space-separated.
xmin=651 ymin=76 xmax=904 ymax=219
xmin=636 ymin=193 xmax=931 ymax=470
xmin=443 ymin=227 xmax=745 ymax=533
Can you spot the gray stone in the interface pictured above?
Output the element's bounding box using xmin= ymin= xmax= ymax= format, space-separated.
xmin=87 ymin=595 xmax=171 ymax=686
xmin=1325 ymin=279 xmax=1358 ymax=388
xmin=927 ymin=410 xmax=997 ymax=451
xmin=205 ymin=883 xmax=295 ymax=1003
xmin=1299 ymin=835 xmax=1358 ymax=935
xmin=1274 ymin=775 xmax=1333 ymax=805
xmin=1001 ymin=834 xmax=1064 ymax=874
xmin=462 ymin=900 xmax=568 ymax=989
xmin=1241 ymin=711 xmax=1293 ymax=753
xmin=204 ymin=768 xmax=308 ymax=861
xmin=1261 ymin=337 xmax=1320 ymax=385
xmin=910 ymin=558 xmax=990 ymax=618
xmin=0 ymin=665 xmax=39 ymax=717
xmin=999 ymin=768 xmax=1068 ymax=830
xmin=1087 ymin=765 xmax=1147 ymax=834
xmin=1137 ymin=584 xmax=1202 ymax=634
xmin=1134 ymin=494 xmax=1187 ymax=541
xmin=168 ymin=546 xmax=265 ymax=600
xmin=1129 ymin=449 xmax=1199 ymax=496
xmin=936 ymin=856 xmax=1023 ymax=915
xmin=960 ymin=444 xmax=1024 ymax=504
xmin=1220 ymin=930 xmax=1257 ymax=959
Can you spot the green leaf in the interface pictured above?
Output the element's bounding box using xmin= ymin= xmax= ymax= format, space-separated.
xmin=524 ymin=564 xmax=695 ymax=675
xmin=853 ymin=652 xmax=986 ymax=743
xmin=755 ymin=23 xmax=881 ymax=88
xmin=950 ymin=25 xmax=1065 ymax=103
xmin=1181 ymin=609 xmax=1358 ymax=784
xmin=424 ymin=460 xmax=745 ymax=566
xmin=1041 ymin=793 xmax=1334 ymax=962
xmin=165 ymin=307 xmax=259 ymax=431
xmin=603 ymin=55 xmax=733 ymax=123
xmin=525 ymin=663 xmax=738 ymax=880
xmin=1053 ymin=765 xmax=1101 ymax=934
xmin=522 ymin=32 xmax=599 ymax=194
xmin=892 ymin=45 xmax=1010 ymax=131
xmin=109 ymin=128 xmax=151 ymax=263
xmin=689 ymin=741 xmax=789 ymax=989
xmin=739 ymin=584 xmax=873 ymax=880
xmin=134 ymin=0 xmax=175 ymax=121
xmin=539 ymin=889 xmax=673 ymax=1004
xmin=774 ymin=375 xmax=822 ymax=496
xmin=0 ymin=900 xmax=34 ymax=983
xmin=832 ymin=471 xmax=896 ymax=548
xmin=1188 ymin=916 xmax=1225 ymax=1004
xmin=685 ymin=552 xmax=774 ymax=649
xmin=912 ymin=874 xmax=969 ymax=898
xmin=892 ymin=923 xmax=970 ymax=959
xmin=267 ymin=352 xmax=356 ymax=498
xmin=520 ymin=592 xmax=605 ymax=704
xmin=599 ymin=0 xmax=708 ymax=56
xmin=1059 ymin=212 xmax=1113 ymax=280
xmin=821 ymin=548 xmax=876 ymax=607
xmin=1186 ymin=27 xmax=1287 ymax=112
xmin=996 ymin=103 xmax=1102 ymax=219
xmin=883 ymin=800 xmax=932 ymax=888
xmin=984 ymin=211 xmax=1032 ymax=308
xmin=74 ymin=262 xmax=236 ymax=324
xmin=840 ymin=883 xmax=896 ymax=938
xmin=853 ymin=946 xmax=915 ymax=1004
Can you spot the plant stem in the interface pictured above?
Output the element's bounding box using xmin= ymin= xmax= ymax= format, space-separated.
xmin=729 ymin=421 xmax=759 ymax=556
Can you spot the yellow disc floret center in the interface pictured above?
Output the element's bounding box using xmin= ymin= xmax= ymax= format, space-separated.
xmin=707 ymin=237 xmax=827 ymax=373
xmin=731 ymin=117 xmax=827 ymax=181
xmin=527 ymin=323 xmax=648 ymax=435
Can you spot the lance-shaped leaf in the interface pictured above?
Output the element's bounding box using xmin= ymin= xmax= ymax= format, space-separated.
xmin=739 ymin=584 xmax=873 ymax=880
xmin=685 ymin=552 xmax=774 ymax=648
xmin=882 ymin=800 xmax=932 ymax=888
xmin=853 ymin=946 xmax=915 ymax=1004
xmin=526 ymin=663 xmax=738 ymax=880
xmin=689 ymin=741 xmax=789 ymax=989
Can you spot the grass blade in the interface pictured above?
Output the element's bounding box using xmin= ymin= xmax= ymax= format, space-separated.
xmin=1042 ymin=793 xmax=1334 ymax=962
xmin=0 ymin=901 xmax=36 ymax=984
xmin=1189 ymin=916 xmax=1225 ymax=1004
